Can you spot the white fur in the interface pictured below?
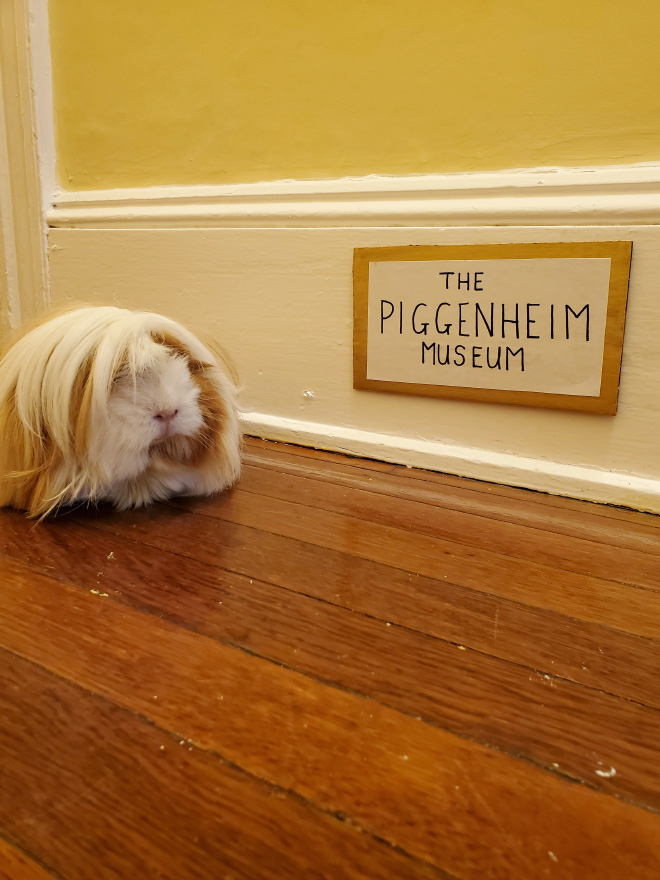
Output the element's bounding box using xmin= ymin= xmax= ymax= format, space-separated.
xmin=0 ymin=306 xmax=242 ymax=516
xmin=94 ymin=342 xmax=203 ymax=483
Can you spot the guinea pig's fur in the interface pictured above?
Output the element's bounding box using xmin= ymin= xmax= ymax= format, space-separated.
xmin=0 ymin=305 xmax=242 ymax=517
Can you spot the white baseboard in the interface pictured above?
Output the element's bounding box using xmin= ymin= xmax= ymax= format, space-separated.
xmin=48 ymin=162 xmax=660 ymax=228
xmin=240 ymin=411 xmax=660 ymax=514
xmin=45 ymin=176 xmax=660 ymax=513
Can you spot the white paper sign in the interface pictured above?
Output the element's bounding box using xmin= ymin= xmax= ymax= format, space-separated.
xmin=366 ymin=257 xmax=612 ymax=397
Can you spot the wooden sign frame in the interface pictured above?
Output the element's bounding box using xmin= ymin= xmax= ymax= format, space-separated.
xmin=353 ymin=241 xmax=632 ymax=414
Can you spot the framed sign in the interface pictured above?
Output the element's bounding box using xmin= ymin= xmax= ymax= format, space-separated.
xmin=353 ymin=241 xmax=632 ymax=414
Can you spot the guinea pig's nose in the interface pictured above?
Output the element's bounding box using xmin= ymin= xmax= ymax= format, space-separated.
xmin=154 ymin=409 xmax=178 ymax=423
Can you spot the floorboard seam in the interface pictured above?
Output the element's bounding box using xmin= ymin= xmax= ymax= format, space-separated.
xmin=0 ymin=647 xmax=459 ymax=880
xmin=2 ymin=560 xmax=659 ymax=817
xmin=222 ymin=487 xmax=660 ymax=593
xmin=0 ymin=829 xmax=65 ymax=880
xmin=242 ymin=457 xmax=660 ymax=554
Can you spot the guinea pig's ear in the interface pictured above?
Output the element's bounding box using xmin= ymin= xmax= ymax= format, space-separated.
xmin=201 ymin=337 xmax=239 ymax=388
xmin=149 ymin=331 xmax=198 ymax=369
xmin=150 ymin=328 xmax=239 ymax=386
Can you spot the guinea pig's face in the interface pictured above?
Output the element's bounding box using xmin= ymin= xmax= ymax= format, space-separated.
xmin=108 ymin=344 xmax=204 ymax=450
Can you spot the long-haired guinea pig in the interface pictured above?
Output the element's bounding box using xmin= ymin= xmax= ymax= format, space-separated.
xmin=0 ymin=305 xmax=242 ymax=517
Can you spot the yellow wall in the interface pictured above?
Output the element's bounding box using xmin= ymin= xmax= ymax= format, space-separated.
xmin=50 ymin=0 xmax=660 ymax=189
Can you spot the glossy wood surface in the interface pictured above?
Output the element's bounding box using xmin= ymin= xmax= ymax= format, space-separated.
xmin=1 ymin=437 xmax=660 ymax=879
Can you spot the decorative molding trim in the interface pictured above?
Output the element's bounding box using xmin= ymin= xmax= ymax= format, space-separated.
xmin=240 ymin=411 xmax=660 ymax=514
xmin=48 ymin=163 xmax=660 ymax=229
xmin=0 ymin=0 xmax=49 ymax=326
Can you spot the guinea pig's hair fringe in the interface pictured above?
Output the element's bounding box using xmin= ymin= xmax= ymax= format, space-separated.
xmin=0 ymin=305 xmax=241 ymax=518
xmin=149 ymin=326 xmax=242 ymax=391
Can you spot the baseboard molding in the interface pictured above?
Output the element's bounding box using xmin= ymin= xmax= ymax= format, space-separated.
xmin=48 ymin=162 xmax=660 ymax=228
xmin=240 ymin=411 xmax=660 ymax=514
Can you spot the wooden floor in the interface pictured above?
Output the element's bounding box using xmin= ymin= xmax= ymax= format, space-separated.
xmin=1 ymin=439 xmax=660 ymax=879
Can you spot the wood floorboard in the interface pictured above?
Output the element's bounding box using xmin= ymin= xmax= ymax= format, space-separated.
xmin=2 ymin=510 xmax=659 ymax=714
xmin=1 ymin=559 xmax=659 ymax=880
xmin=243 ymin=436 xmax=660 ymax=528
xmin=237 ymin=462 xmax=660 ymax=584
xmin=393 ymin=466 xmax=660 ymax=526
xmin=244 ymin=436 xmax=400 ymax=473
xmin=0 ymin=650 xmax=446 ymax=880
xmin=243 ymin=447 xmax=660 ymax=555
xmin=0 ymin=836 xmax=59 ymax=880
xmin=2 ymin=545 xmax=660 ymax=812
xmin=159 ymin=493 xmax=660 ymax=637
xmin=2 ymin=438 xmax=660 ymax=878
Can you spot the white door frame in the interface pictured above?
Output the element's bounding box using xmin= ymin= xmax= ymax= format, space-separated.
xmin=0 ymin=0 xmax=51 ymax=330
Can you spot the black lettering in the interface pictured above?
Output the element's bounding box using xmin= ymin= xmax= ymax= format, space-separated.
xmin=506 ymin=346 xmax=525 ymax=371
xmin=438 ymin=271 xmax=455 ymax=289
xmin=412 ymin=303 xmax=429 ymax=335
xmin=486 ymin=346 xmax=502 ymax=369
xmin=472 ymin=346 xmax=483 ymax=368
xmin=565 ymin=304 xmax=590 ymax=341
xmin=550 ymin=304 xmax=555 ymax=339
xmin=526 ymin=303 xmax=540 ymax=339
xmin=457 ymin=273 xmax=470 ymax=290
xmin=437 ymin=345 xmax=451 ymax=366
xmin=399 ymin=301 xmax=403 ymax=334
xmin=453 ymin=344 xmax=466 ymax=366
xmin=458 ymin=302 xmax=470 ymax=337
xmin=501 ymin=303 xmax=520 ymax=339
xmin=421 ymin=341 xmax=435 ymax=365
xmin=380 ymin=300 xmax=394 ymax=333
xmin=475 ymin=302 xmax=494 ymax=337
xmin=434 ymin=302 xmax=452 ymax=334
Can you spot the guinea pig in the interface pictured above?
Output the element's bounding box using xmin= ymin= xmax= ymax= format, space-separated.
xmin=0 ymin=305 xmax=242 ymax=517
